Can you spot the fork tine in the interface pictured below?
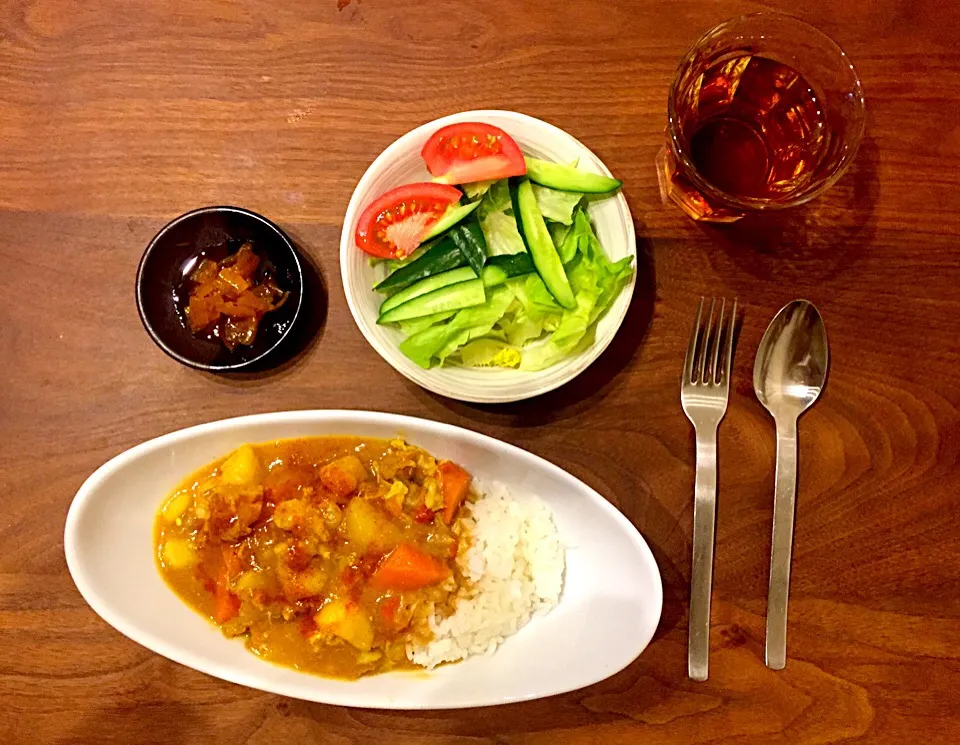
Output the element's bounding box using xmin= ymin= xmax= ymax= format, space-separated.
xmin=724 ymin=298 xmax=737 ymax=385
xmin=683 ymin=298 xmax=705 ymax=384
xmin=698 ymin=298 xmax=717 ymax=385
xmin=710 ymin=298 xmax=726 ymax=384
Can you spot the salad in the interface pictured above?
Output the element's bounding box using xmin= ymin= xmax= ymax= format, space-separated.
xmin=353 ymin=122 xmax=634 ymax=371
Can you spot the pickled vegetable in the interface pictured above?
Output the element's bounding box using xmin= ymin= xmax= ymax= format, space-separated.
xmin=182 ymin=243 xmax=288 ymax=351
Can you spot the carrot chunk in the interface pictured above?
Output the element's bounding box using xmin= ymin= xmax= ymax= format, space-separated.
xmin=212 ymin=545 xmax=242 ymax=623
xmin=369 ymin=543 xmax=449 ymax=591
xmin=379 ymin=595 xmax=401 ymax=624
xmin=438 ymin=460 xmax=471 ymax=524
xmin=213 ymin=566 xmax=241 ymax=623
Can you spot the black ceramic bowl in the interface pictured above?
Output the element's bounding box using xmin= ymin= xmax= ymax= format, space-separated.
xmin=136 ymin=206 xmax=304 ymax=372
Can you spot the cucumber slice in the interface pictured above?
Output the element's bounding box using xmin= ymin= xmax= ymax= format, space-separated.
xmin=377 ymin=279 xmax=486 ymax=325
xmin=509 ymin=177 xmax=526 ymax=239
xmin=379 ymin=267 xmax=478 ymax=316
xmin=524 ymin=157 xmax=622 ymax=194
xmin=398 ymin=310 xmax=455 ymax=336
xmin=421 ymin=200 xmax=481 ymax=242
xmin=486 ymin=253 xmax=535 ymax=274
xmin=375 ymin=237 xmax=465 ymax=292
xmin=377 ymin=236 xmax=440 ymax=276
xmin=449 ymin=222 xmax=487 ymax=276
xmin=516 ymin=180 xmax=576 ymax=309
xmin=481 ymin=266 xmax=509 ymax=288
xmin=481 ymin=254 xmax=535 ymax=287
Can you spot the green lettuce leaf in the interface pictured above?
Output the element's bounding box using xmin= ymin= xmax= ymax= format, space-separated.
xmin=477 ymin=179 xmax=512 ymax=217
xmin=591 ymin=255 xmax=634 ymax=324
xmin=397 ymin=324 xmax=448 ymax=368
xmin=558 ymin=208 xmax=591 ymax=264
xmin=519 ymin=253 xmax=602 ymax=371
xmin=548 ymin=221 xmax=571 ymax=250
xmin=397 ymin=310 xmax=455 ymax=336
xmin=497 ymin=308 xmax=549 ymax=347
xmin=506 ymin=275 xmax=563 ymax=322
xmin=478 ymin=179 xmax=526 ymax=256
xmin=492 ymin=276 xmax=563 ymax=349
xmin=399 ymin=287 xmax=514 ymax=368
xmin=532 ymin=183 xmax=584 ymax=225
xmin=457 ymin=338 xmax=522 ymax=368
xmin=578 ymin=212 xmax=634 ymax=322
xmin=463 ymin=180 xmax=496 ymax=200
xmin=480 ymin=212 xmax=526 ymax=256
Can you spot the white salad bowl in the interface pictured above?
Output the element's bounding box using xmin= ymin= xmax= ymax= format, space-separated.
xmin=64 ymin=410 xmax=662 ymax=709
xmin=339 ymin=110 xmax=637 ymax=404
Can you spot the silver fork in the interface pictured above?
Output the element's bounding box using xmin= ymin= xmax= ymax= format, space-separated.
xmin=681 ymin=297 xmax=737 ymax=682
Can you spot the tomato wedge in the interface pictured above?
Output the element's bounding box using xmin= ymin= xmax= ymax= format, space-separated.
xmin=355 ymin=182 xmax=463 ymax=259
xmin=421 ymin=122 xmax=527 ymax=185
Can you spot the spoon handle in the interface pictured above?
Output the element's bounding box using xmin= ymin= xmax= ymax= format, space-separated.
xmin=766 ymin=417 xmax=799 ymax=670
xmin=688 ymin=426 xmax=718 ymax=681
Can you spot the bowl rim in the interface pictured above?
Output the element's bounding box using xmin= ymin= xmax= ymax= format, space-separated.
xmin=339 ymin=109 xmax=637 ymax=403
xmin=135 ymin=205 xmax=304 ymax=372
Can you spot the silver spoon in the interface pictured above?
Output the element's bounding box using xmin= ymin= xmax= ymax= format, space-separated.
xmin=753 ymin=300 xmax=829 ymax=670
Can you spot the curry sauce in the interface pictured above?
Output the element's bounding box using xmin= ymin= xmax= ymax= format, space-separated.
xmin=153 ymin=436 xmax=473 ymax=679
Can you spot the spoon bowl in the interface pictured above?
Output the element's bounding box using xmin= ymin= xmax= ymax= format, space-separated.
xmin=753 ymin=300 xmax=829 ymax=418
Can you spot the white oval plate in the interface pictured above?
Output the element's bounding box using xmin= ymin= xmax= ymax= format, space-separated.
xmin=64 ymin=411 xmax=661 ymax=709
xmin=340 ymin=110 xmax=637 ymax=404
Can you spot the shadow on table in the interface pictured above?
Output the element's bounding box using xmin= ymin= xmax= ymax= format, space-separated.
xmin=423 ymin=231 xmax=657 ymax=428
xmin=208 ymin=235 xmax=328 ymax=386
xmin=696 ymin=136 xmax=880 ymax=293
xmin=638 ymin=513 xmax=688 ymax=647
xmin=611 ymin=467 xmax=688 ymax=646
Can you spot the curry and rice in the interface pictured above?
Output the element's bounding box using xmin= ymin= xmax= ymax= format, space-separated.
xmin=153 ymin=436 xmax=564 ymax=679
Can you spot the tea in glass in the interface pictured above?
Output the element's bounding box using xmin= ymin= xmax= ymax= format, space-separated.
xmin=658 ymin=14 xmax=866 ymax=222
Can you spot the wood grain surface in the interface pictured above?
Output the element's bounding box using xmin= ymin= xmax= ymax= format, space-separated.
xmin=2 ymin=0 xmax=960 ymax=742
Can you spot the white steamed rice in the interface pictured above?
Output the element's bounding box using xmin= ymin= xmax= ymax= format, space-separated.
xmin=406 ymin=480 xmax=565 ymax=669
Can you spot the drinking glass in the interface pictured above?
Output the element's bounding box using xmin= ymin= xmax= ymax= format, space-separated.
xmin=657 ymin=14 xmax=866 ymax=223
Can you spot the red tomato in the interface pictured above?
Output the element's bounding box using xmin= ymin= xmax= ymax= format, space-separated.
xmin=354 ymin=182 xmax=462 ymax=259
xmin=421 ymin=122 xmax=527 ymax=185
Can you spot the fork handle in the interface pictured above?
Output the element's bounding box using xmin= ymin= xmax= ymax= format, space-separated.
xmin=766 ymin=416 xmax=799 ymax=670
xmin=689 ymin=426 xmax=718 ymax=681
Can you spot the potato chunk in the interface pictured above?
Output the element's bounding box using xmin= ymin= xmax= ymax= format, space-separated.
xmin=220 ymin=445 xmax=263 ymax=486
xmin=161 ymin=538 xmax=196 ymax=569
xmin=160 ymin=490 xmax=191 ymax=522
xmin=343 ymin=498 xmax=401 ymax=553
xmin=315 ymin=600 xmax=374 ymax=652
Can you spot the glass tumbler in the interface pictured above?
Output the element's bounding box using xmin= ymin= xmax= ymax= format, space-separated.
xmin=657 ymin=14 xmax=866 ymax=223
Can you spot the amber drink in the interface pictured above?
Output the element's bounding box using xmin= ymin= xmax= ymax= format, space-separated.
xmin=658 ymin=14 xmax=865 ymax=222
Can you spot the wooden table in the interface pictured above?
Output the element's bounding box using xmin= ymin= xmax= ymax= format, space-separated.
xmin=3 ymin=0 xmax=959 ymax=742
